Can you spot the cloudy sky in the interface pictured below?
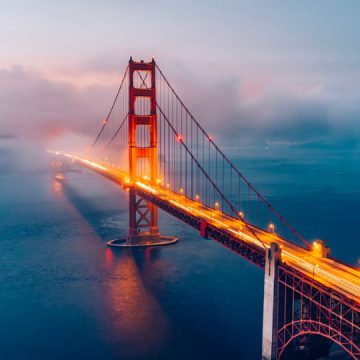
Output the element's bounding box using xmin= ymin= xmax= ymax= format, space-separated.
xmin=1 ymin=0 xmax=360 ymax=149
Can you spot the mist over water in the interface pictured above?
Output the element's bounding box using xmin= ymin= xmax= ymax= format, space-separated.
xmin=0 ymin=141 xmax=359 ymax=359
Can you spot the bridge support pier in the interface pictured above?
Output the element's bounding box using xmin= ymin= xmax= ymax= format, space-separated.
xmin=107 ymin=57 xmax=177 ymax=248
xmin=262 ymin=242 xmax=281 ymax=360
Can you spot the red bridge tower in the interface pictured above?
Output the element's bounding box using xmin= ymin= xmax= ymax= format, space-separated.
xmin=128 ymin=58 xmax=159 ymax=244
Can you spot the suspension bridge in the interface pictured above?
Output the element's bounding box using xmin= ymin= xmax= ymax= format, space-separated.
xmin=51 ymin=57 xmax=360 ymax=359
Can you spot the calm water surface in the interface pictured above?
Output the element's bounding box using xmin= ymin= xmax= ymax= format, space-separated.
xmin=0 ymin=145 xmax=359 ymax=359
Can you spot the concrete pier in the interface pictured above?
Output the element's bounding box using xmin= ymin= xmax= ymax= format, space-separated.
xmin=107 ymin=235 xmax=178 ymax=248
xmin=262 ymin=242 xmax=282 ymax=360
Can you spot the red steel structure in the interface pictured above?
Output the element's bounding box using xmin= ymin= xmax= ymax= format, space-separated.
xmin=127 ymin=58 xmax=159 ymax=244
xmin=277 ymin=264 xmax=360 ymax=358
xmin=57 ymin=57 xmax=360 ymax=359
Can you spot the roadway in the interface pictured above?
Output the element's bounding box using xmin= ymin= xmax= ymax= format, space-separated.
xmin=51 ymin=152 xmax=360 ymax=304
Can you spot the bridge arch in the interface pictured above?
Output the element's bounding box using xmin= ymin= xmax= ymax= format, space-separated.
xmin=278 ymin=320 xmax=360 ymax=359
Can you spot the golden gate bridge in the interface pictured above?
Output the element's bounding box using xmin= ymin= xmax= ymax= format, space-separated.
xmin=51 ymin=57 xmax=360 ymax=359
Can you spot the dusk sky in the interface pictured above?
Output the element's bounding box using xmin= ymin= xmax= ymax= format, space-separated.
xmin=1 ymin=0 xmax=360 ymax=149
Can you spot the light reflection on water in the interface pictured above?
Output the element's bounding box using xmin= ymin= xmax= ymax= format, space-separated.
xmin=104 ymin=250 xmax=169 ymax=359
xmin=0 ymin=146 xmax=359 ymax=359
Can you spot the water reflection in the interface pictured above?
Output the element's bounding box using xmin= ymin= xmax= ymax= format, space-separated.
xmin=105 ymin=249 xmax=169 ymax=358
xmin=52 ymin=178 xmax=64 ymax=197
xmin=53 ymin=171 xmax=171 ymax=358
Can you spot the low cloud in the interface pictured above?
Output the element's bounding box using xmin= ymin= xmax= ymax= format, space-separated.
xmin=1 ymin=63 xmax=359 ymax=152
xmin=0 ymin=133 xmax=17 ymax=140
xmin=0 ymin=66 xmax=116 ymax=147
xmin=172 ymin=69 xmax=360 ymax=149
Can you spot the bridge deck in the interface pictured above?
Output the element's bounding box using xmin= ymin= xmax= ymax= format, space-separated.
xmin=56 ymin=152 xmax=360 ymax=305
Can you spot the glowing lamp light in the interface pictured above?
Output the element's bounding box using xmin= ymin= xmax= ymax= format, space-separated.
xmin=55 ymin=173 xmax=64 ymax=181
xmin=179 ymin=188 xmax=184 ymax=195
xmin=177 ymin=135 xmax=183 ymax=141
xmin=166 ymin=183 xmax=170 ymax=188
xmin=312 ymin=239 xmax=328 ymax=258
xmin=209 ymin=135 xmax=213 ymax=141
xmin=214 ymin=201 xmax=220 ymax=210
xmin=238 ymin=211 xmax=244 ymax=219
xmin=156 ymin=178 xmax=162 ymax=184
xmin=195 ymin=194 xmax=200 ymax=201
xmin=268 ymin=223 xmax=275 ymax=233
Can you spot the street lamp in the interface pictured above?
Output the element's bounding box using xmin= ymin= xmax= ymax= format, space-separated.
xmin=268 ymin=223 xmax=275 ymax=233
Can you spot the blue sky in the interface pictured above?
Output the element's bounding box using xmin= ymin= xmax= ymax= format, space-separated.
xmin=0 ymin=0 xmax=360 ymax=148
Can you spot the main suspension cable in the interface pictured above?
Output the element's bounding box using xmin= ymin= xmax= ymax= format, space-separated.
xmin=92 ymin=65 xmax=129 ymax=146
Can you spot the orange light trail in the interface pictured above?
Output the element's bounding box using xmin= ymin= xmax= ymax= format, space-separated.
xmin=51 ymin=152 xmax=360 ymax=304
